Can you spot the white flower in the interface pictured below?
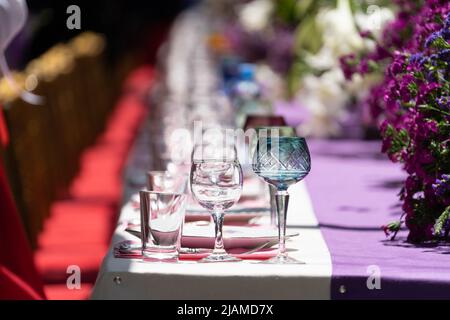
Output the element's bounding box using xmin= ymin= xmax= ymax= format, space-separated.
xmin=254 ymin=64 xmax=284 ymax=101
xmin=238 ymin=0 xmax=273 ymax=32
xmin=305 ymin=47 xmax=337 ymax=70
xmin=296 ymin=0 xmax=393 ymax=137
xmin=355 ymin=6 xmax=394 ymax=40
xmin=316 ymin=0 xmax=365 ymax=59
xmin=296 ymin=68 xmax=349 ymax=138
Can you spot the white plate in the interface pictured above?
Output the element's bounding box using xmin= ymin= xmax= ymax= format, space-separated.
xmin=125 ymin=223 xmax=299 ymax=249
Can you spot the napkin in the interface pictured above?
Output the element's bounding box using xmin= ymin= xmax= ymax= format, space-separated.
xmin=114 ymin=240 xmax=277 ymax=261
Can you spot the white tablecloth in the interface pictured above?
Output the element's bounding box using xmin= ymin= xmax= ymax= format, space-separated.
xmin=91 ymin=175 xmax=332 ymax=299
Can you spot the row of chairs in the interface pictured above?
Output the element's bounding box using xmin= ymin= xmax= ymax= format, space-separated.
xmin=0 ymin=32 xmax=122 ymax=247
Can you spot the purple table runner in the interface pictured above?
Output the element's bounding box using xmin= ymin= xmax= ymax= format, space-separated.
xmin=307 ymin=140 xmax=450 ymax=299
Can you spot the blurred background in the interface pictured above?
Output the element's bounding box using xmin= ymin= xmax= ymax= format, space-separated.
xmin=2 ymin=0 xmax=447 ymax=300
xmin=0 ymin=0 xmax=188 ymax=299
xmin=6 ymin=1 xmax=187 ymax=69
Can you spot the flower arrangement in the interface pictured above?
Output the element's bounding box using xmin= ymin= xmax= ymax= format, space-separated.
xmin=208 ymin=0 xmax=394 ymax=138
xmin=341 ymin=0 xmax=450 ymax=243
xmin=291 ymin=0 xmax=393 ymax=137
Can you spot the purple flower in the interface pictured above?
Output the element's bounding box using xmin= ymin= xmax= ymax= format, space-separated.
xmin=359 ymin=30 xmax=373 ymax=38
xmin=417 ymin=82 xmax=440 ymax=104
xmin=445 ymin=14 xmax=450 ymax=29
xmin=432 ymin=174 xmax=450 ymax=197
xmin=340 ymin=0 xmax=450 ymax=243
xmin=445 ymin=218 xmax=450 ymax=231
xmin=390 ymin=58 xmax=405 ymax=74
xmin=407 ymin=221 xmax=434 ymax=243
xmin=438 ymin=49 xmax=450 ymax=62
xmin=365 ymin=84 xmax=385 ymax=122
xmin=340 ymin=54 xmax=357 ymax=80
xmin=398 ymin=74 xmax=415 ymax=102
xmin=368 ymin=45 xmax=391 ymax=61
xmin=425 ymin=31 xmax=440 ymax=48
xmin=405 ymin=175 xmax=420 ymax=193
xmin=409 ymin=53 xmax=424 ymax=64
xmin=358 ymin=58 xmax=370 ymax=74
xmin=436 ymin=96 xmax=450 ymax=109
xmin=441 ymin=14 xmax=450 ymax=39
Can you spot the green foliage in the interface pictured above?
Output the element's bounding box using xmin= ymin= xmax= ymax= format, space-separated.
xmin=433 ymin=206 xmax=450 ymax=237
xmin=384 ymin=124 xmax=410 ymax=161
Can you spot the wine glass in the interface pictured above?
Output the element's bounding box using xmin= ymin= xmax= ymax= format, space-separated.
xmin=250 ymin=127 xmax=296 ymax=228
xmin=252 ymin=136 xmax=311 ymax=264
xmin=190 ymin=139 xmax=243 ymax=262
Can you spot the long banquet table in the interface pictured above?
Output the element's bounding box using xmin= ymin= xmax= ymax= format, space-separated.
xmin=91 ymin=122 xmax=450 ymax=300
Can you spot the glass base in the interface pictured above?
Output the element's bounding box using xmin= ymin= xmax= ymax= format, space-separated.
xmin=260 ymin=254 xmax=305 ymax=264
xmin=142 ymin=248 xmax=178 ymax=262
xmin=142 ymin=256 xmax=178 ymax=263
xmin=199 ymin=253 xmax=241 ymax=263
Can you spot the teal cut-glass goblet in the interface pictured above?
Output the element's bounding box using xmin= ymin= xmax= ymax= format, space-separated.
xmin=252 ymin=136 xmax=311 ymax=264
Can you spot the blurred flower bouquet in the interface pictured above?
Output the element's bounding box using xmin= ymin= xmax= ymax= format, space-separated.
xmin=290 ymin=0 xmax=393 ymax=137
xmin=208 ymin=0 xmax=394 ymax=137
xmin=342 ymin=0 xmax=450 ymax=242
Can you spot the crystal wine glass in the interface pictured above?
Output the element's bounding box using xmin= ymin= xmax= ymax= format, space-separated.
xmin=252 ymin=136 xmax=311 ymax=264
xmin=250 ymin=127 xmax=296 ymax=228
xmin=190 ymin=137 xmax=243 ymax=262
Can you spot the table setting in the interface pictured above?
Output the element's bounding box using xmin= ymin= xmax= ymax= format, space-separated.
xmin=92 ymin=122 xmax=332 ymax=299
xmin=91 ymin=0 xmax=450 ymax=300
xmin=111 ymin=126 xmax=311 ymax=264
xmin=1 ymin=0 xmax=449 ymax=303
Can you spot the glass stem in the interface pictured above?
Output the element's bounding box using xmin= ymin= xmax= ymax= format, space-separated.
xmin=269 ymin=185 xmax=277 ymax=228
xmin=212 ymin=210 xmax=226 ymax=255
xmin=275 ymin=190 xmax=289 ymax=257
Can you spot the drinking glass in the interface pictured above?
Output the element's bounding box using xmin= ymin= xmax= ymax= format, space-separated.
xmin=190 ymin=138 xmax=243 ymax=262
xmin=252 ymin=136 xmax=311 ymax=264
xmin=147 ymin=170 xmax=188 ymax=193
xmin=250 ymin=127 xmax=296 ymax=228
xmin=140 ymin=190 xmax=187 ymax=262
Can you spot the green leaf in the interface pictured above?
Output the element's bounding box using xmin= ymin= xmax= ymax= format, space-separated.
xmin=434 ymin=206 xmax=450 ymax=237
xmin=294 ymin=15 xmax=323 ymax=54
xmin=387 ymin=220 xmax=401 ymax=231
xmin=431 ymin=36 xmax=450 ymax=50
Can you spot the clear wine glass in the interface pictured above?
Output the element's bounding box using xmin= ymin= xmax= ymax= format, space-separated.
xmin=190 ymin=138 xmax=243 ymax=262
xmin=252 ymin=136 xmax=311 ymax=264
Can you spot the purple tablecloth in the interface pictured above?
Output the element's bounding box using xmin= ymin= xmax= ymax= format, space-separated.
xmin=308 ymin=140 xmax=450 ymax=299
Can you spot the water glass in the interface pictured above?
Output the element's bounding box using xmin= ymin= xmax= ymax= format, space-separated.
xmin=190 ymin=131 xmax=243 ymax=262
xmin=140 ymin=190 xmax=187 ymax=262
